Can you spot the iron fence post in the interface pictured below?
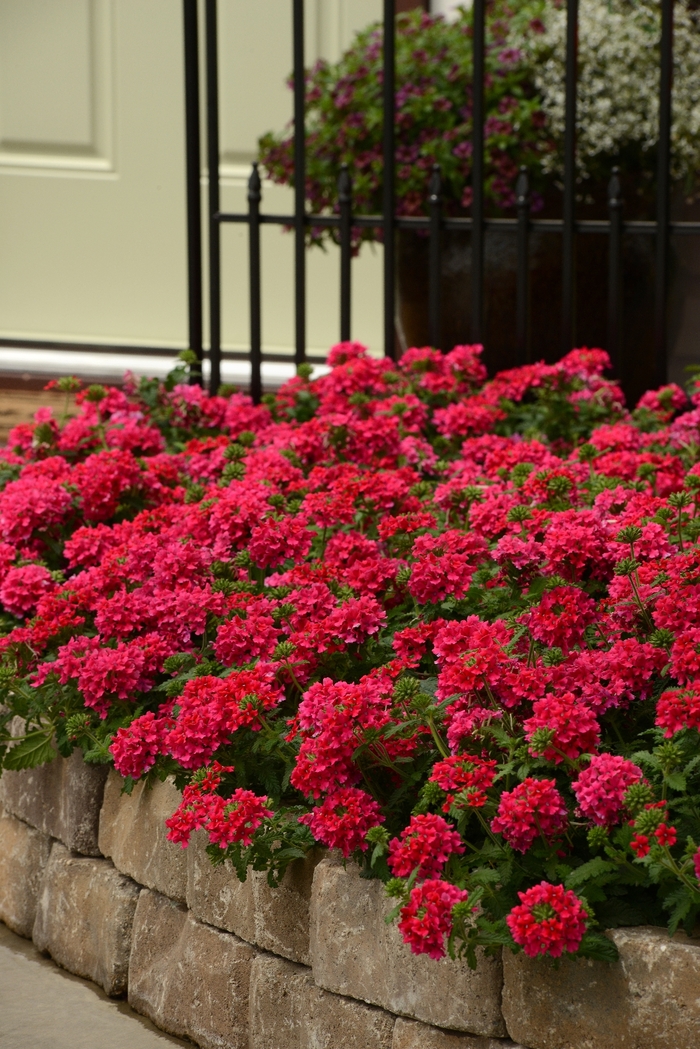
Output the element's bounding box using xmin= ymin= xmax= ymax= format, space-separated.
xmin=338 ymin=165 xmax=353 ymax=343
xmin=607 ymin=167 xmax=623 ymax=379
xmin=383 ymin=0 xmax=396 ymax=360
xmin=471 ymin=0 xmax=485 ymax=345
xmin=205 ymin=0 xmax=221 ymax=395
xmin=516 ymin=166 xmax=530 ymax=364
xmin=428 ymin=164 xmax=443 ymax=351
xmin=293 ymin=0 xmax=306 ymax=366
xmin=183 ymin=0 xmax=203 ymax=384
xmin=561 ymin=0 xmax=578 ymax=355
xmin=654 ymin=0 xmax=674 ymax=387
xmin=248 ymin=163 xmax=262 ymax=405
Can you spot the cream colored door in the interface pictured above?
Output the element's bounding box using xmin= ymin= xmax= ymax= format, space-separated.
xmin=0 ymin=0 xmax=382 ymax=358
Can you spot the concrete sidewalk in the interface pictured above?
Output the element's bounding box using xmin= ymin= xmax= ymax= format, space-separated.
xmin=0 ymin=922 xmax=189 ymax=1049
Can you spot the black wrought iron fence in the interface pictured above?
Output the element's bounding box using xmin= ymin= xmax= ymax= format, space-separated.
xmin=183 ymin=0 xmax=700 ymax=402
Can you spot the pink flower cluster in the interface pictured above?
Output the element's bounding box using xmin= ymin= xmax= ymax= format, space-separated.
xmin=2 ymin=340 xmax=700 ymax=967
xmin=507 ymin=882 xmax=587 ymax=958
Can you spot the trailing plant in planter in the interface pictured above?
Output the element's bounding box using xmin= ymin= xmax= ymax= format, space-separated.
xmin=258 ymin=0 xmax=700 ymax=241
xmin=1 ymin=346 xmax=700 ymax=967
xmin=260 ymin=1 xmax=552 ymax=246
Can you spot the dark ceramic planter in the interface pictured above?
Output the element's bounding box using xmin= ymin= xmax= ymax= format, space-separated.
xmin=395 ymin=191 xmax=700 ymax=406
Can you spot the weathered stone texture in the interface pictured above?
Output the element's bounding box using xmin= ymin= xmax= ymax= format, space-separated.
xmin=0 ymin=808 xmax=51 ymax=937
xmin=0 ymin=734 xmax=107 ymax=855
xmin=98 ymin=771 xmax=187 ymax=903
xmin=187 ymin=830 xmax=256 ymax=944
xmin=249 ymin=952 xmax=395 ymax=1049
xmin=128 ymin=888 xmax=255 ymax=1049
xmin=310 ymin=856 xmax=506 ymax=1037
xmin=392 ymin=1018 xmax=523 ymax=1049
xmin=502 ymin=926 xmax=700 ymax=1049
xmin=33 ymin=842 xmax=140 ymax=995
xmin=186 ymin=831 xmax=320 ymax=963
xmin=250 ymin=849 xmax=323 ymax=964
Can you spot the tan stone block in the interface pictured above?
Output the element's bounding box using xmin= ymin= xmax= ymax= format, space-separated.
xmin=186 ymin=830 xmax=320 ymax=962
xmin=251 ymin=848 xmax=323 ymax=964
xmin=98 ymin=770 xmax=187 ymax=902
xmin=0 ymin=808 xmax=51 ymax=937
xmin=392 ymin=1017 xmax=523 ymax=1049
xmin=247 ymin=953 xmax=309 ymax=1049
xmin=0 ymin=734 xmax=108 ymax=855
xmin=32 ymin=842 xmax=140 ymax=995
xmin=128 ymin=888 xmax=255 ymax=1049
xmin=186 ymin=829 xmax=257 ymax=944
xmin=249 ymin=952 xmax=395 ymax=1049
xmin=310 ymin=856 xmax=506 ymax=1037
xmin=501 ymin=926 xmax=700 ymax=1049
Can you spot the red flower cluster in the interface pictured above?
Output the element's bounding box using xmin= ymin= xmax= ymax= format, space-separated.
xmin=2 ymin=341 xmax=700 ymax=966
xmin=507 ymin=882 xmax=587 ymax=958
xmin=398 ymin=879 xmax=468 ymax=960
xmin=572 ymin=754 xmax=642 ymax=827
xmin=388 ymin=813 xmax=464 ymax=880
xmin=491 ymin=778 xmax=568 ymax=853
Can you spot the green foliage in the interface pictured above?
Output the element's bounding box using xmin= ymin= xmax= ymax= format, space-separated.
xmin=259 ymin=3 xmax=551 ymax=248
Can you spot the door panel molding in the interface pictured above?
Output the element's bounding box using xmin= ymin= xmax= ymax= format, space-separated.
xmin=0 ymin=0 xmax=115 ymax=174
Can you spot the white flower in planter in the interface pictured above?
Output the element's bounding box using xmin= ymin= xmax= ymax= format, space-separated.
xmin=522 ymin=0 xmax=700 ymax=190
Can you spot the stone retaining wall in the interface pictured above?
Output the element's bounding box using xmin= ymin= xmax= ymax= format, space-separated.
xmin=1 ymin=754 xmax=699 ymax=1049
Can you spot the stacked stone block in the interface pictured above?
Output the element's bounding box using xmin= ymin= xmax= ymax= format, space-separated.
xmin=1 ymin=753 xmax=699 ymax=1049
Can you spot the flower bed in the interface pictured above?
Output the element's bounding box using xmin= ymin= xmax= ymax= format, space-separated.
xmin=1 ymin=344 xmax=700 ymax=972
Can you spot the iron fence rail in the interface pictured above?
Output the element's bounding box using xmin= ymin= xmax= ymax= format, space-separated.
xmin=184 ymin=0 xmax=700 ymax=401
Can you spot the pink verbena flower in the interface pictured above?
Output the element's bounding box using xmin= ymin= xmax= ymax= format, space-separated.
xmin=408 ymin=531 xmax=487 ymax=605
xmin=630 ymin=832 xmax=651 ymax=858
xmin=655 ymin=823 xmax=677 ymax=848
xmin=670 ymin=629 xmax=700 ymax=685
xmin=0 ymin=564 xmax=53 ymax=617
xmin=63 ymin=524 xmax=120 ymax=569
xmin=0 ymin=473 xmax=72 ymax=544
xmin=165 ymin=766 xmax=271 ymax=849
xmin=656 ymin=688 xmax=700 ymax=736
xmin=214 ymin=612 xmax=278 ymax=665
xmin=524 ymin=691 xmax=600 ymax=762
xmin=247 ymin=515 xmax=312 ymax=568
xmin=388 ymin=814 xmax=464 ymax=880
xmin=398 ymin=879 xmax=468 ymax=960
xmin=429 ymin=754 xmax=498 ymax=809
xmin=491 ymin=778 xmax=568 ymax=853
xmin=204 ymin=789 xmax=273 ymax=848
xmin=507 ymin=882 xmax=587 ymax=958
xmin=298 ymin=787 xmax=383 ymax=856
xmin=572 ymin=753 xmax=643 ymax=826
xmin=522 ymin=586 xmax=597 ymax=653
xmin=77 ymin=642 xmax=150 ymax=717
xmin=494 ymin=534 xmax=544 ymax=571
xmin=323 ymin=595 xmax=386 ymax=644
xmin=694 ymin=847 xmax=700 ymax=883
xmin=109 ymin=710 xmax=174 ymax=779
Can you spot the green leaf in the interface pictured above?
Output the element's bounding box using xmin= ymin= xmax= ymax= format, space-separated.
xmin=577 ymin=932 xmax=619 ymax=963
xmin=3 ymin=731 xmax=56 ymax=771
xmin=663 ymin=886 xmax=692 ymax=936
xmin=665 ymin=771 xmax=687 ymax=792
xmin=565 ymin=858 xmax=617 ymax=890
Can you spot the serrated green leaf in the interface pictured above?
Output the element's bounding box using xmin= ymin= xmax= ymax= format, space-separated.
xmin=3 ymin=731 xmax=56 ymax=771
xmin=664 ymin=887 xmax=692 ymax=937
xmin=577 ymin=932 xmax=619 ymax=963
xmin=565 ymin=857 xmax=617 ymax=890
xmin=665 ymin=770 xmax=687 ymax=792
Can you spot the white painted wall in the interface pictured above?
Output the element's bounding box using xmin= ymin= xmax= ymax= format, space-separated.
xmin=429 ymin=0 xmax=467 ymax=21
xmin=0 ymin=1 xmax=384 ymax=358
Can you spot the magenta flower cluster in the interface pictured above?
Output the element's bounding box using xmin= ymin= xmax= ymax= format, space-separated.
xmin=1 ymin=341 xmax=700 ymax=966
